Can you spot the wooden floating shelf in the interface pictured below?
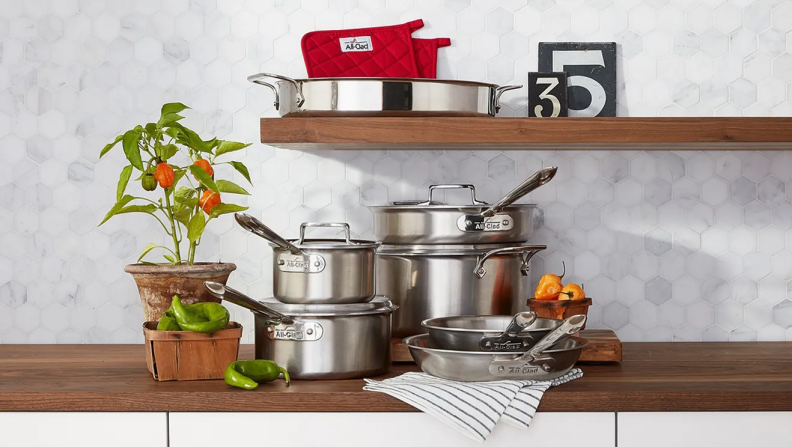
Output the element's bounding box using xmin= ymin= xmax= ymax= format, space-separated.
xmin=259 ymin=117 xmax=792 ymax=150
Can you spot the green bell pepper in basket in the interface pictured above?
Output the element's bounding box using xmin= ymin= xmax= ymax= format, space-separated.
xmin=168 ymin=295 xmax=230 ymax=333
xmin=225 ymin=360 xmax=291 ymax=390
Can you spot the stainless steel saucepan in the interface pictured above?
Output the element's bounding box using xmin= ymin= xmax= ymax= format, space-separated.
xmin=405 ymin=315 xmax=587 ymax=382
xmin=248 ymin=73 xmax=522 ymax=117
xmin=369 ymin=167 xmax=557 ymax=245
xmin=236 ymin=213 xmax=378 ymax=304
xmin=421 ymin=311 xmax=564 ymax=352
xmin=205 ymin=281 xmax=397 ymax=380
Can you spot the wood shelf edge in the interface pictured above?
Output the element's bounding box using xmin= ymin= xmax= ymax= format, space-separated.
xmin=259 ymin=117 xmax=792 ymax=150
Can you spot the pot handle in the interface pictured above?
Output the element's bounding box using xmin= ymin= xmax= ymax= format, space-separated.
xmin=204 ymin=281 xmax=295 ymax=325
xmin=494 ymin=85 xmax=522 ymax=113
xmin=415 ymin=184 xmax=489 ymax=206
xmin=487 ymin=315 xmax=586 ymax=378
xmin=298 ymin=222 xmax=353 ymax=245
xmin=481 ymin=167 xmax=557 ymax=217
xmin=478 ymin=311 xmax=538 ymax=352
xmin=247 ymin=73 xmax=305 ymax=110
xmin=473 ymin=245 xmax=546 ymax=279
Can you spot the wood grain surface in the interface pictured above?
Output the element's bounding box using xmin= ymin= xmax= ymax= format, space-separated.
xmin=2 ymin=343 xmax=792 ymax=412
xmin=259 ymin=117 xmax=792 ymax=150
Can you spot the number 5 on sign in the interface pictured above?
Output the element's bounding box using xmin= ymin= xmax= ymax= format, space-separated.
xmin=528 ymin=72 xmax=567 ymax=118
xmin=538 ymin=42 xmax=617 ymax=117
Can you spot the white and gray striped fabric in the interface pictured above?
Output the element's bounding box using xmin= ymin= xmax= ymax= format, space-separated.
xmin=363 ymin=369 xmax=583 ymax=443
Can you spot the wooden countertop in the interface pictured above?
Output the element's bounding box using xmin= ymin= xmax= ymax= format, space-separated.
xmin=1 ymin=343 xmax=792 ymax=412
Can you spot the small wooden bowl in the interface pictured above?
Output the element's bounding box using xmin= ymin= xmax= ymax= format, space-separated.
xmin=143 ymin=321 xmax=242 ymax=381
xmin=527 ymin=298 xmax=593 ymax=329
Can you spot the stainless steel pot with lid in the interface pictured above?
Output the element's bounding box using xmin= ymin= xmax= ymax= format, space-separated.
xmin=376 ymin=244 xmax=546 ymax=338
xmin=236 ymin=214 xmax=378 ymax=304
xmin=369 ymin=167 xmax=557 ymax=245
xmin=255 ymin=297 xmax=397 ymax=380
xmin=248 ymin=73 xmax=522 ymax=117
xmin=205 ymin=282 xmax=397 ymax=380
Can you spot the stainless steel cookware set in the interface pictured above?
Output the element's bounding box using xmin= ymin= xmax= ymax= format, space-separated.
xmin=406 ymin=314 xmax=588 ymax=381
xmin=248 ymin=73 xmax=522 ymax=117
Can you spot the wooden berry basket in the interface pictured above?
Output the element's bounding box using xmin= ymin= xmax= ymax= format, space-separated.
xmin=143 ymin=321 xmax=242 ymax=381
xmin=527 ymin=298 xmax=593 ymax=329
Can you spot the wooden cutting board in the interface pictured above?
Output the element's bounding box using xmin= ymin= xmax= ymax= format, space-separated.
xmin=391 ymin=329 xmax=622 ymax=363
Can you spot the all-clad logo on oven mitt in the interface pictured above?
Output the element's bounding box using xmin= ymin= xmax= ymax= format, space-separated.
xmin=339 ymin=36 xmax=373 ymax=52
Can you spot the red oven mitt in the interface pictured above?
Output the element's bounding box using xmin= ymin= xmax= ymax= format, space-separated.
xmin=413 ymin=37 xmax=451 ymax=78
xmin=301 ymin=20 xmax=425 ymax=78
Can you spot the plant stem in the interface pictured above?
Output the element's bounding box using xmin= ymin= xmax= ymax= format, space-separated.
xmin=163 ymin=191 xmax=182 ymax=263
xmin=188 ymin=240 xmax=197 ymax=264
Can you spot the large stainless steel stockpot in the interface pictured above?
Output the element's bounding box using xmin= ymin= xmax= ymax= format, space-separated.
xmin=369 ymin=167 xmax=556 ymax=245
xmin=254 ymin=297 xmax=397 ymax=380
xmin=248 ymin=73 xmax=521 ymax=117
xmin=237 ymin=215 xmax=378 ymax=305
xmin=376 ymin=244 xmax=546 ymax=338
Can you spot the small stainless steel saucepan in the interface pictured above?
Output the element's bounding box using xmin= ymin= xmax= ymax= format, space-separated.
xmin=421 ymin=311 xmax=563 ymax=352
xmin=405 ymin=315 xmax=588 ymax=382
xmin=236 ymin=214 xmax=379 ymax=304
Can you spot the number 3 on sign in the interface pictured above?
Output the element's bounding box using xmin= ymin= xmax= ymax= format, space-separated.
xmin=528 ymin=72 xmax=567 ymax=118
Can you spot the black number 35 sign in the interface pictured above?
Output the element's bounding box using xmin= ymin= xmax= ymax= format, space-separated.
xmin=538 ymin=42 xmax=617 ymax=117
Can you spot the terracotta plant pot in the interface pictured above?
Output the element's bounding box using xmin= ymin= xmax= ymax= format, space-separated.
xmin=125 ymin=263 xmax=236 ymax=321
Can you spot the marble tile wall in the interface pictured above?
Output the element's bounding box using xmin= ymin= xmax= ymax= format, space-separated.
xmin=1 ymin=0 xmax=792 ymax=343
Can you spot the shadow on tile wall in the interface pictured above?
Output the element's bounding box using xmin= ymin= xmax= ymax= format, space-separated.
xmin=1 ymin=1 xmax=792 ymax=343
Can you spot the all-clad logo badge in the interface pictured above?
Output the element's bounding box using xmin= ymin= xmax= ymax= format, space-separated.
xmin=340 ymin=36 xmax=373 ymax=52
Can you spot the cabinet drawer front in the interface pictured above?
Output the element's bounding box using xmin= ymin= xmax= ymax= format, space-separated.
xmin=0 ymin=412 xmax=167 ymax=447
xmin=171 ymin=412 xmax=614 ymax=447
xmin=619 ymin=412 xmax=792 ymax=447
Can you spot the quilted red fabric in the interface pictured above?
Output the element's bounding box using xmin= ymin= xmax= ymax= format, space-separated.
xmin=302 ymin=20 xmax=425 ymax=78
xmin=413 ymin=37 xmax=451 ymax=78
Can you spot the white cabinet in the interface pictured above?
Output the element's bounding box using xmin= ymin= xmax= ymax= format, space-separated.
xmin=619 ymin=412 xmax=792 ymax=447
xmin=170 ymin=412 xmax=615 ymax=447
xmin=0 ymin=412 xmax=167 ymax=447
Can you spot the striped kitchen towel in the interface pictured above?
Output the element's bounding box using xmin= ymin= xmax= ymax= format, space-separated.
xmin=363 ymin=369 xmax=583 ymax=443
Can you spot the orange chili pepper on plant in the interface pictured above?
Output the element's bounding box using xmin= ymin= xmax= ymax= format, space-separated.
xmin=199 ymin=190 xmax=221 ymax=215
xmin=193 ymin=159 xmax=214 ymax=178
xmin=559 ymin=283 xmax=585 ymax=301
xmin=153 ymin=163 xmax=175 ymax=188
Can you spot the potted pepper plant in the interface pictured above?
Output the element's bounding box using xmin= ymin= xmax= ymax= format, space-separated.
xmin=100 ymin=102 xmax=252 ymax=321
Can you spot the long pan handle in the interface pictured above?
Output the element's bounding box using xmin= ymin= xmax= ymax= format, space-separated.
xmin=522 ymin=314 xmax=586 ymax=361
xmin=235 ymin=213 xmax=302 ymax=255
xmin=204 ymin=281 xmax=294 ymax=325
xmin=481 ymin=167 xmax=557 ymax=217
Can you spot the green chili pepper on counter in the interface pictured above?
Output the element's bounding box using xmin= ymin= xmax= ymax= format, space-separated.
xmin=225 ymin=360 xmax=291 ymax=390
xmin=167 ymin=295 xmax=230 ymax=333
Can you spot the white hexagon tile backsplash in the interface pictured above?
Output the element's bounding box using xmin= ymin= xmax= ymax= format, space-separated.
xmin=1 ymin=0 xmax=792 ymax=343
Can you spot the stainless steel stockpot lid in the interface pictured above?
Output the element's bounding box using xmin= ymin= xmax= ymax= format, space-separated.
xmin=260 ymin=296 xmax=397 ymax=317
